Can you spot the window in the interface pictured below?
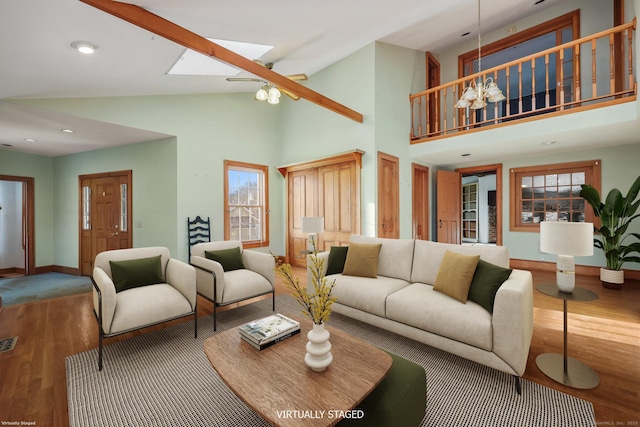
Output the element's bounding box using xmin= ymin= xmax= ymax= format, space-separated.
xmin=82 ymin=185 xmax=91 ymax=230
xmin=224 ymin=160 xmax=269 ymax=247
xmin=510 ymin=160 xmax=601 ymax=231
xmin=459 ymin=10 xmax=579 ymax=121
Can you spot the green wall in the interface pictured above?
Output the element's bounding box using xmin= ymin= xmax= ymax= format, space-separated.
xmin=19 ymin=93 xmax=284 ymax=261
xmin=0 ymin=149 xmax=55 ymax=268
xmin=449 ymin=143 xmax=640 ymax=271
xmin=52 ymin=137 xmax=178 ymax=268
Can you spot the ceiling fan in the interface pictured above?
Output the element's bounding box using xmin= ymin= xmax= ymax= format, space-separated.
xmin=226 ymin=61 xmax=308 ymax=104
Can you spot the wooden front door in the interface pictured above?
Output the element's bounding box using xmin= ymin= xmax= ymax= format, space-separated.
xmin=436 ymin=170 xmax=461 ymax=244
xmin=283 ymin=151 xmax=362 ymax=267
xmin=412 ymin=163 xmax=429 ymax=240
xmin=377 ymin=152 xmax=399 ymax=238
xmin=80 ymin=171 xmax=132 ymax=276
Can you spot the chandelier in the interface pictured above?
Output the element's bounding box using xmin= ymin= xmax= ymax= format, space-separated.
xmin=255 ymin=84 xmax=282 ymax=104
xmin=455 ymin=0 xmax=505 ymax=110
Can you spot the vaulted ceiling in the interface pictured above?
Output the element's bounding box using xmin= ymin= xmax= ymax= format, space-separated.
xmin=0 ymin=0 xmax=566 ymax=156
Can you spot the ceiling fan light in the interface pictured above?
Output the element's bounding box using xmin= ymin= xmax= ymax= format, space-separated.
xmin=256 ymin=88 xmax=268 ymax=101
xmin=268 ymin=87 xmax=281 ymax=98
xmin=267 ymin=95 xmax=280 ymax=104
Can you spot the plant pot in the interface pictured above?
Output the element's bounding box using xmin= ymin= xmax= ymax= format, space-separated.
xmin=600 ymin=268 xmax=624 ymax=290
xmin=304 ymin=323 xmax=333 ymax=372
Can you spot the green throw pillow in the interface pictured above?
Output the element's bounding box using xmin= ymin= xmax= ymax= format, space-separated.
xmin=468 ymin=259 xmax=513 ymax=313
xmin=205 ymin=247 xmax=245 ymax=271
xmin=109 ymin=255 xmax=163 ymax=293
xmin=326 ymin=246 xmax=349 ymax=275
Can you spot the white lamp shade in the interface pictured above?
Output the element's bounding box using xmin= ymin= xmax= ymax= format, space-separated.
xmin=301 ymin=217 xmax=324 ymax=234
xmin=540 ymin=222 xmax=594 ymax=256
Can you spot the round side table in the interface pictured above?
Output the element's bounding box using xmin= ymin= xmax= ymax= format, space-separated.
xmin=535 ymin=283 xmax=600 ymax=389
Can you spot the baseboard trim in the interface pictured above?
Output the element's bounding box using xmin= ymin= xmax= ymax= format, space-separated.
xmin=510 ymin=259 xmax=640 ymax=281
xmin=34 ymin=265 xmax=81 ymax=276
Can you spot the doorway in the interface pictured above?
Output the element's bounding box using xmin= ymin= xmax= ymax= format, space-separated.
xmin=79 ymin=171 xmax=133 ymax=276
xmin=457 ymin=164 xmax=503 ymax=246
xmin=0 ymin=175 xmax=35 ymax=277
xmin=378 ymin=152 xmax=399 ymax=238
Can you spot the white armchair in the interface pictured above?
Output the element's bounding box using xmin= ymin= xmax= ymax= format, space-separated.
xmin=92 ymin=247 xmax=197 ymax=370
xmin=190 ymin=241 xmax=275 ymax=330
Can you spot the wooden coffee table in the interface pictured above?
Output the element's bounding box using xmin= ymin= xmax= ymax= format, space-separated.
xmin=203 ymin=316 xmax=392 ymax=427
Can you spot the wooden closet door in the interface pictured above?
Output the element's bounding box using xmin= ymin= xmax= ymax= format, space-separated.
xmin=318 ymin=161 xmax=359 ymax=251
xmin=287 ymin=169 xmax=318 ymax=267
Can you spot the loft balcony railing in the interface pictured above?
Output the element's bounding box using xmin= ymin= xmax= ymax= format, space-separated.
xmin=410 ymin=20 xmax=637 ymax=143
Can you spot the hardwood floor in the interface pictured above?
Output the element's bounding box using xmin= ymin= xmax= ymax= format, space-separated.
xmin=0 ymin=268 xmax=638 ymax=426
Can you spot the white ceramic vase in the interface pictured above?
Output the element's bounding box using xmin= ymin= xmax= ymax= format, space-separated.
xmin=304 ymin=323 xmax=333 ymax=372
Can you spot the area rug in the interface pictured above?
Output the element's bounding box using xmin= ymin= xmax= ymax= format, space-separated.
xmin=0 ymin=272 xmax=92 ymax=305
xmin=66 ymin=295 xmax=596 ymax=427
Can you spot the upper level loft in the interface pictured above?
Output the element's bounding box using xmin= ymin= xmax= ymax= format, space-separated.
xmin=409 ymin=18 xmax=637 ymax=144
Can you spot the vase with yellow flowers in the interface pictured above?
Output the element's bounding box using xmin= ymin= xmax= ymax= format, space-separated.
xmin=275 ymin=253 xmax=337 ymax=372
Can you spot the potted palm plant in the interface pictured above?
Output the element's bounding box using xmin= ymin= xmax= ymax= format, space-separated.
xmin=580 ymin=175 xmax=640 ymax=289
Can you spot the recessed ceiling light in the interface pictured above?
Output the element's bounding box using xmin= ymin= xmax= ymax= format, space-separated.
xmin=461 ymin=32 xmax=471 ymax=37
xmin=71 ymin=41 xmax=97 ymax=54
xmin=461 ymin=153 xmax=471 ymax=157
xmin=24 ymin=138 xmax=37 ymax=142
xmin=534 ymin=0 xmax=546 ymax=4
xmin=541 ymin=140 xmax=556 ymax=145
xmin=2 ymin=143 xmax=13 ymax=147
xmin=61 ymin=128 xmax=74 ymax=133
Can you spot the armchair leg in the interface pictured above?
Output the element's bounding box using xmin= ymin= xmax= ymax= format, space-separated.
xmin=514 ymin=376 xmax=522 ymax=395
xmin=213 ymin=304 xmax=217 ymax=332
xmin=272 ymin=292 xmax=275 ymax=312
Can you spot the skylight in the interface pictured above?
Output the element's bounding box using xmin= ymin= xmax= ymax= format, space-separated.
xmin=167 ymin=38 xmax=274 ymax=76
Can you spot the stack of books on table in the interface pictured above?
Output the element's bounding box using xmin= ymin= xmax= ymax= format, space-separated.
xmin=239 ymin=313 xmax=301 ymax=350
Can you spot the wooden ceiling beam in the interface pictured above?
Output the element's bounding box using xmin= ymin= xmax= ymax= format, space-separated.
xmin=79 ymin=0 xmax=364 ymax=123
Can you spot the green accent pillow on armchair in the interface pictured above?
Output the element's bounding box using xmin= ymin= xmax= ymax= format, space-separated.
xmin=109 ymin=255 xmax=163 ymax=293
xmin=205 ymin=247 xmax=245 ymax=271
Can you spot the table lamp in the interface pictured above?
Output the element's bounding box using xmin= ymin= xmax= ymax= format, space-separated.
xmin=301 ymin=217 xmax=324 ymax=252
xmin=539 ymin=221 xmax=594 ymax=293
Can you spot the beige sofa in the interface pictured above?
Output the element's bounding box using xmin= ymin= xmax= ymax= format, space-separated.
xmin=312 ymin=235 xmax=533 ymax=392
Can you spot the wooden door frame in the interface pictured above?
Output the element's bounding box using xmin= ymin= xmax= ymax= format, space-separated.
xmin=411 ymin=163 xmax=429 ymax=240
xmin=425 ymin=52 xmax=441 ymax=135
xmin=0 ymin=175 xmax=35 ymax=275
xmin=377 ymin=151 xmax=400 ymax=238
xmin=455 ymin=164 xmax=503 ymax=246
xmin=78 ymin=170 xmax=133 ymax=275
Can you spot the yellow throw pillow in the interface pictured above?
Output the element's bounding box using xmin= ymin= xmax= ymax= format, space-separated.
xmin=433 ymin=250 xmax=480 ymax=303
xmin=342 ymin=242 xmax=383 ymax=278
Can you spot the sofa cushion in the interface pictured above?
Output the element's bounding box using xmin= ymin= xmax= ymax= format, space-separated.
xmin=205 ymin=247 xmax=245 ymax=272
xmin=343 ymin=242 xmax=382 ymax=278
xmin=411 ymin=240 xmax=510 ymax=285
xmin=326 ymin=246 xmax=349 ymax=275
xmin=433 ymin=251 xmax=480 ymax=303
xmin=109 ymin=255 xmax=163 ymax=293
xmin=468 ymin=260 xmax=513 ymax=313
xmin=328 ymin=273 xmax=410 ymax=317
xmin=386 ymin=283 xmax=493 ymax=351
xmin=349 ymin=235 xmax=415 ymax=282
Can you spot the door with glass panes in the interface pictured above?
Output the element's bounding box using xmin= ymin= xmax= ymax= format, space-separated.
xmin=80 ymin=171 xmax=132 ymax=276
